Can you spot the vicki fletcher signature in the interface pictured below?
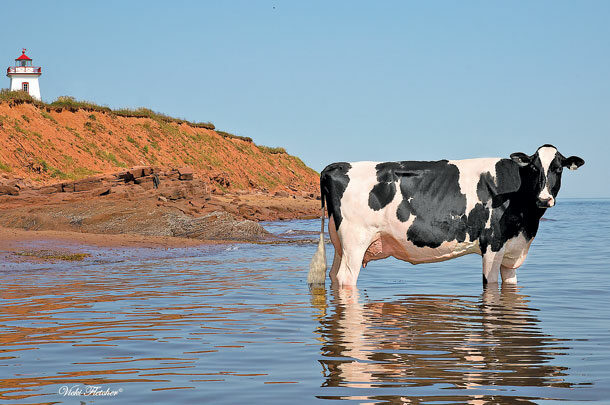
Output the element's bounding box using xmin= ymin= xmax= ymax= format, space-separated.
xmin=58 ymin=385 xmax=123 ymax=397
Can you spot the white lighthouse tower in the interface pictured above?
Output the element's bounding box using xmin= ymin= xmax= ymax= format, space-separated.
xmin=6 ymin=49 xmax=42 ymax=100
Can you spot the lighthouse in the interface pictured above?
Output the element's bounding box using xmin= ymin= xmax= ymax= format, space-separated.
xmin=6 ymin=49 xmax=42 ymax=100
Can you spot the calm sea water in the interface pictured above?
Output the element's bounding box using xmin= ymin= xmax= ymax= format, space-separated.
xmin=1 ymin=200 xmax=609 ymax=404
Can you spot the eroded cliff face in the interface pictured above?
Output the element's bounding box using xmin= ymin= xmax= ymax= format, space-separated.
xmin=0 ymin=101 xmax=318 ymax=194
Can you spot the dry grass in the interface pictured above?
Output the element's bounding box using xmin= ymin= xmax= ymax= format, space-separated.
xmin=216 ymin=131 xmax=253 ymax=143
xmin=0 ymin=91 xmax=215 ymax=130
xmin=258 ymin=145 xmax=287 ymax=154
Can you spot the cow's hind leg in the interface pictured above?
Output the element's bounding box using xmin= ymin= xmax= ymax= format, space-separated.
xmin=500 ymin=266 xmax=517 ymax=284
xmin=331 ymin=228 xmax=373 ymax=287
xmin=482 ymin=248 xmax=505 ymax=286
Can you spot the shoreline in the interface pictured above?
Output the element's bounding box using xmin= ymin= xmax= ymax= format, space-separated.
xmin=0 ymin=214 xmax=321 ymax=268
xmin=0 ymin=168 xmax=321 ymax=250
xmin=0 ymin=226 xmax=230 ymax=251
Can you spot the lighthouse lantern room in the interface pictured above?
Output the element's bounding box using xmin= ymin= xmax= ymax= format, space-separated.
xmin=6 ymin=49 xmax=42 ymax=100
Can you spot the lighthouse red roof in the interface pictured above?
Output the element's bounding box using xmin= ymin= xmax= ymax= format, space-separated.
xmin=16 ymin=49 xmax=32 ymax=61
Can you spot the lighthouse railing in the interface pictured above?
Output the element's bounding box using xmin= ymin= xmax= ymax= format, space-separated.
xmin=7 ymin=66 xmax=42 ymax=74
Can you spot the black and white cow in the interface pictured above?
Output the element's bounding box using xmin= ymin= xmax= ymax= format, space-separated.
xmin=308 ymin=145 xmax=584 ymax=287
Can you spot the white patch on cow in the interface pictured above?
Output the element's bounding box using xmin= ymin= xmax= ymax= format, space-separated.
xmin=342 ymin=162 xmax=385 ymax=226
xmin=484 ymin=202 xmax=494 ymax=229
xmin=537 ymin=146 xmax=558 ymax=206
xmin=501 ymin=232 xmax=533 ymax=269
xmin=408 ymin=239 xmax=480 ymax=264
xmin=569 ymin=163 xmax=578 ymax=170
xmin=538 ymin=146 xmax=557 ymax=176
xmin=449 ymin=158 xmax=500 ymax=217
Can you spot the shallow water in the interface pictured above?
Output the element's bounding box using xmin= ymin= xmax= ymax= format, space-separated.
xmin=1 ymin=200 xmax=609 ymax=404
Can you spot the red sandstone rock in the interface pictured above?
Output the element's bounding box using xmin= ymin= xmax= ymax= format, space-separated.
xmin=0 ymin=185 xmax=19 ymax=196
xmin=178 ymin=167 xmax=194 ymax=181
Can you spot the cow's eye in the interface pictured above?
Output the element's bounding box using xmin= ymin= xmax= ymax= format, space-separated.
xmin=553 ymin=167 xmax=563 ymax=173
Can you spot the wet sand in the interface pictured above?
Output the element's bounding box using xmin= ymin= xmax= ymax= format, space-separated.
xmin=0 ymin=226 xmax=222 ymax=250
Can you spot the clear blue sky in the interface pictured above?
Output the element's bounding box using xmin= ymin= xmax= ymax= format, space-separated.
xmin=2 ymin=1 xmax=608 ymax=197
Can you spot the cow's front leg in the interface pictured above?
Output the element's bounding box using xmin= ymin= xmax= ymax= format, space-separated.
xmin=482 ymin=248 xmax=505 ymax=286
xmin=500 ymin=266 xmax=517 ymax=284
xmin=329 ymin=250 xmax=342 ymax=281
xmin=328 ymin=216 xmax=343 ymax=282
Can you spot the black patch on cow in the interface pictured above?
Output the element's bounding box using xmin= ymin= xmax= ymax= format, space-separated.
xmin=396 ymin=197 xmax=412 ymax=222
xmin=476 ymin=158 xmax=547 ymax=254
xmin=320 ymin=162 xmax=352 ymax=231
xmin=368 ymin=162 xmax=401 ymax=211
xmin=493 ymin=159 xmax=523 ymax=199
xmin=466 ymin=203 xmax=488 ymax=242
xmin=369 ymin=160 xmax=469 ymax=248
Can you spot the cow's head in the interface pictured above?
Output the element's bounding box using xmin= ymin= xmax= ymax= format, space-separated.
xmin=510 ymin=144 xmax=584 ymax=208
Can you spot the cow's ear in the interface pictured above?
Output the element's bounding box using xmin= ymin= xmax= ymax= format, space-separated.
xmin=562 ymin=155 xmax=585 ymax=171
xmin=510 ymin=152 xmax=531 ymax=167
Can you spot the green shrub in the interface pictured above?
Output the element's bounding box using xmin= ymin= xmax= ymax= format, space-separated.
xmin=40 ymin=111 xmax=58 ymax=124
xmin=0 ymin=161 xmax=12 ymax=172
xmin=192 ymin=122 xmax=215 ymax=130
xmin=126 ymin=135 xmax=140 ymax=147
xmin=0 ymin=89 xmax=37 ymax=104
xmin=216 ymin=130 xmax=253 ymax=143
xmin=49 ymin=96 xmax=112 ymax=113
xmin=258 ymin=145 xmax=287 ymax=154
xmin=37 ymin=159 xmax=49 ymax=172
xmin=95 ymin=150 xmax=126 ymax=167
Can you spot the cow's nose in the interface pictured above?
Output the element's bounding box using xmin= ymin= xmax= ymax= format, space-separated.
xmin=537 ymin=197 xmax=555 ymax=208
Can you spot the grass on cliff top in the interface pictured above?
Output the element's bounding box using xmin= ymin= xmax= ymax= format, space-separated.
xmin=0 ymin=91 xmax=215 ymax=130
xmin=1 ymin=90 xmax=290 ymax=155
xmin=258 ymin=145 xmax=287 ymax=154
xmin=216 ymin=130 xmax=253 ymax=143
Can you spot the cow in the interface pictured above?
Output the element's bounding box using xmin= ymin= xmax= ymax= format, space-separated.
xmin=308 ymin=145 xmax=584 ymax=287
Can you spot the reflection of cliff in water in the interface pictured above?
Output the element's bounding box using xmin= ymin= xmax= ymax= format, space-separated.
xmin=311 ymin=286 xmax=573 ymax=392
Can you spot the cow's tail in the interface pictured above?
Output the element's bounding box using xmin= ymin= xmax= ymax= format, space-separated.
xmin=307 ymin=186 xmax=327 ymax=284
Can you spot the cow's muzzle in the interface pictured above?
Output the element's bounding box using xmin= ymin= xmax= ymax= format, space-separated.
xmin=537 ymin=197 xmax=555 ymax=208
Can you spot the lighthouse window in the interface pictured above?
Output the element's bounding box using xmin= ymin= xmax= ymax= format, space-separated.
xmin=22 ymin=82 xmax=29 ymax=93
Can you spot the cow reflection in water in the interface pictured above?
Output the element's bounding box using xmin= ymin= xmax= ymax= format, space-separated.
xmin=311 ymin=285 xmax=572 ymax=395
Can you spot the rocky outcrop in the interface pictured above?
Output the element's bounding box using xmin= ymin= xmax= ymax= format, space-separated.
xmin=0 ymin=165 xmax=320 ymax=241
xmin=168 ymin=211 xmax=267 ymax=241
xmin=0 ymin=200 xmax=268 ymax=242
xmin=19 ymin=165 xmax=209 ymax=200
